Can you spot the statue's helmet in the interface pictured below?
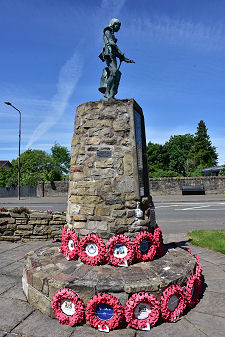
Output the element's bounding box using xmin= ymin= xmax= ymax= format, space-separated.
xmin=109 ymin=18 xmax=121 ymax=27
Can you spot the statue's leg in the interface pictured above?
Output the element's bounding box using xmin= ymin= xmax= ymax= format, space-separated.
xmin=105 ymin=58 xmax=117 ymax=99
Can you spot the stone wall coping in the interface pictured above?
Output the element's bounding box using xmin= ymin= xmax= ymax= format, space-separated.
xmin=149 ymin=176 xmax=225 ymax=181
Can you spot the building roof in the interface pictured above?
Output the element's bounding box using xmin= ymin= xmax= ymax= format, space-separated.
xmin=0 ymin=160 xmax=12 ymax=168
xmin=201 ymin=166 xmax=224 ymax=175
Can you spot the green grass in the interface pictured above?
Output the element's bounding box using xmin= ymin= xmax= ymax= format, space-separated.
xmin=188 ymin=230 xmax=225 ymax=254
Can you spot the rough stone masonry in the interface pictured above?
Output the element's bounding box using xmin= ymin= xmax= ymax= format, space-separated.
xmin=66 ymin=99 xmax=155 ymax=240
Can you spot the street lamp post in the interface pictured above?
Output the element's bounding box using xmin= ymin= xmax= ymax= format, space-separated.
xmin=4 ymin=102 xmax=21 ymax=200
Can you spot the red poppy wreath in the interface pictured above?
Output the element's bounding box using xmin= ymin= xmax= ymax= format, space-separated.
xmin=125 ymin=292 xmax=160 ymax=330
xmin=160 ymin=284 xmax=187 ymax=322
xmin=59 ymin=226 xmax=68 ymax=254
xmin=85 ymin=293 xmax=124 ymax=332
xmin=106 ymin=234 xmax=134 ymax=267
xmin=185 ymin=273 xmax=202 ymax=308
xmin=61 ymin=228 xmax=79 ymax=261
xmin=134 ymin=231 xmax=157 ymax=262
xmin=154 ymin=225 xmax=164 ymax=257
xmin=195 ymin=255 xmax=203 ymax=277
xmin=52 ymin=288 xmax=84 ymax=326
xmin=79 ymin=233 xmax=106 ymax=265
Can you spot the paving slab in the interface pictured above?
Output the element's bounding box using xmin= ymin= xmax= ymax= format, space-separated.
xmin=0 ymin=297 xmax=34 ymax=332
xmin=201 ymin=264 xmax=225 ymax=279
xmin=0 ymin=332 xmax=6 ymax=337
xmin=0 ymin=275 xmax=17 ymax=295
xmin=12 ymin=311 xmax=74 ymax=337
xmin=136 ymin=318 xmax=207 ymax=337
xmin=1 ymin=261 xmax=24 ymax=278
xmin=190 ymin=291 xmax=225 ymax=318
xmin=70 ymin=326 xmax=136 ymax=337
xmin=0 ymin=333 xmax=21 ymax=337
xmin=0 ymin=258 xmax=16 ymax=269
xmin=1 ymin=285 xmax=27 ymax=302
xmin=0 ymin=242 xmax=22 ymax=254
xmin=185 ymin=245 xmax=205 ymax=255
xmin=204 ymin=278 xmax=225 ymax=293
xmin=0 ymin=245 xmax=48 ymax=262
xmin=196 ymin=249 xmax=225 ymax=265
xmin=186 ymin=311 xmax=225 ymax=337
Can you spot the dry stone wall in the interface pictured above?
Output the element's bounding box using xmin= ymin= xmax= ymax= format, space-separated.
xmin=0 ymin=211 xmax=65 ymax=241
xmin=36 ymin=176 xmax=225 ymax=197
xmin=149 ymin=176 xmax=225 ymax=195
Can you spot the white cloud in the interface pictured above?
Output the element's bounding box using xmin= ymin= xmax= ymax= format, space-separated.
xmin=128 ymin=14 xmax=225 ymax=51
xmin=0 ymin=147 xmax=18 ymax=151
xmin=26 ymin=52 xmax=83 ymax=149
xmin=101 ymin=0 xmax=126 ymax=18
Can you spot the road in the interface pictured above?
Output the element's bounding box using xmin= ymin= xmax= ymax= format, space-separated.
xmin=0 ymin=197 xmax=67 ymax=213
xmin=155 ymin=201 xmax=225 ymax=234
xmin=1 ymin=196 xmax=225 ymax=234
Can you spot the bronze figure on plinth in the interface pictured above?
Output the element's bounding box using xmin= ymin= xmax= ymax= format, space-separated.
xmin=98 ymin=19 xmax=135 ymax=100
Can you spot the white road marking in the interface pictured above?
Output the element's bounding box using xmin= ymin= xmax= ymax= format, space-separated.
xmin=156 ymin=202 xmax=225 ymax=212
xmin=176 ymin=205 xmax=211 ymax=211
xmin=155 ymin=202 xmax=205 ymax=208
xmin=177 ymin=208 xmax=225 ymax=211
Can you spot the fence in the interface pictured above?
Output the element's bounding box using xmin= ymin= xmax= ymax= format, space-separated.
xmin=0 ymin=186 xmax=37 ymax=198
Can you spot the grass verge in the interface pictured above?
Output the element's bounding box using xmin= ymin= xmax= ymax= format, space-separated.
xmin=188 ymin=229 xmax=225 ymax=254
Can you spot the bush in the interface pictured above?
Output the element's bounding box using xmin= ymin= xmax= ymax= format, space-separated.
xmin=10 ymin=207 xmax=30 ymax=214
xmin=149 ymin=169 xmax=182 ymax=178
xmin=0 ymin=207 xmax=8 ymax=212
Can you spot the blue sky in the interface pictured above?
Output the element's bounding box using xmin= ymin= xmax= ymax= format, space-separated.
xmin=1 ymin=0 xmax=225 ymax=165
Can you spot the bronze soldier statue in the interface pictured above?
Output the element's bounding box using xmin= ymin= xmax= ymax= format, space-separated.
xmin=98 ymin=19 xmax=135 ymax=100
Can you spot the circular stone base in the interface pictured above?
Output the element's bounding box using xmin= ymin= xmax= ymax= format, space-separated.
xmin=22 ymin=244 xmax=196 ymax=318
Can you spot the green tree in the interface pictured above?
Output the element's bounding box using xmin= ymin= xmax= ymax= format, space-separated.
xmin=164 ymin=134 xmax=194 ymax=175
xmin=147 ymin=142 xmax=171 ymax=177
xmin=220 ymin=166 xmax=225 ymax=176
xmin=0 ymin=167 xmax=18 ymax=188
xmin=186 ymin=120 xmax=218 ymax=173
xmin=11 ymin=149 xmax=52 ymax=186
xmin=147 ymin=142 xmax=166 ymax=171
xmin=0 ymin=167 xmax=8 ymax=187
xmin=1 ymin=144 xmax=71 ymax=187
xmin=50 ymin=143 xmax=70 ymax=176
xmin=147 ymin=135 xmax=194 ymax=177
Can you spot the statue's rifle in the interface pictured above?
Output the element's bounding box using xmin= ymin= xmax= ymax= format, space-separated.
xmin=118 ymin=59 xmax=122 ymax=71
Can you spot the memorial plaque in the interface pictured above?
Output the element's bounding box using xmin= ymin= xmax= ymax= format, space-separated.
xmin=134 ymin=109 xmax=149 ymax=197
xmin=96 ymin=150 xmax=112 ymax=158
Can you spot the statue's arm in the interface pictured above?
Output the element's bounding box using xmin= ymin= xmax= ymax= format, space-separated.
xmin=104 ymin=30 xmax=135 ymax=63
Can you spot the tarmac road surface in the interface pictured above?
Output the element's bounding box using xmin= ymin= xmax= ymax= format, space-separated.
xmin=1 ymin=194 xmax=224 ymax=234
xmin=155 ymin=201 xmax=225 ymax=234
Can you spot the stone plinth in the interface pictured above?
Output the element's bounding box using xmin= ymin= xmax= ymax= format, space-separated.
xmin=22 ymin=243 xmax=196 ymax=318
xmin=67 ymin=99 xmax=154 ymax=239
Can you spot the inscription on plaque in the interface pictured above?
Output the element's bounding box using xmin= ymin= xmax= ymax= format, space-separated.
xmin=96 ymin=150 xmax=112 ymax=158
